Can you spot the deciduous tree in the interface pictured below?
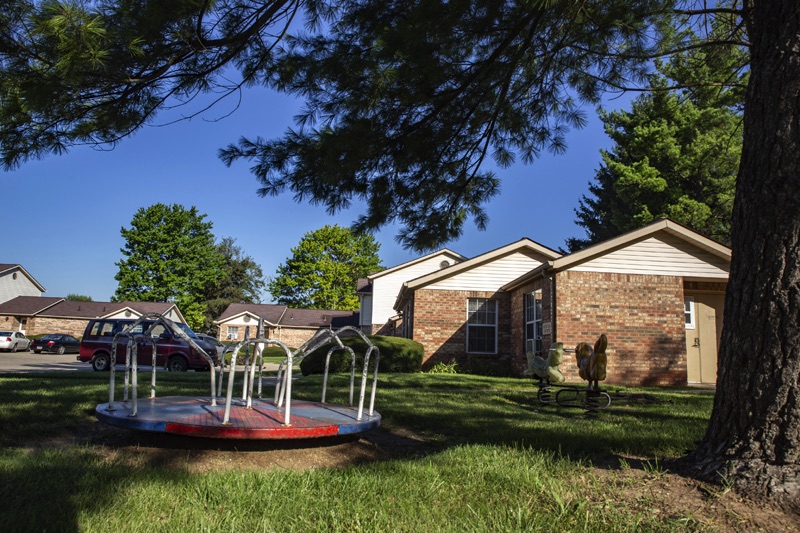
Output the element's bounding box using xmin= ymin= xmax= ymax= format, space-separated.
xmin=268 ymin=225 xmax=381 ymax=310
xmin=113 ymin=203 xmax=225 ymax=329
xmin=202 ymin=237 xmax=266 ymax=332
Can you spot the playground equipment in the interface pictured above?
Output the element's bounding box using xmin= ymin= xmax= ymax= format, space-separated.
xmin=94 ymin=313 xmax=381 ymax=439
xmin=528 ymin=335 xmax=611 ymax=410
xmin=524 ymin=342 xmax=566 ymax=404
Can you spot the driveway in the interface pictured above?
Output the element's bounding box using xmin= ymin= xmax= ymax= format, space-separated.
xmin=0 ymin=350 xmax=280 ymax=373
xmin=0 ymin=350 xmax=89 ymax=372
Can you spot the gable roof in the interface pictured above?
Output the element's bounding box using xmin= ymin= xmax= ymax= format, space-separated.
xmin=395 ymin=238 xmax=562 ymax=308
xmin=214 ymin=303 xmax=358 ymax=329
xmin=214 ymin=303 xmax=288 ymax=326
xmin=502 ymin=218 xmax=732 ymax=291
xmin=279 ymin=308 xmax=359 ymax=328
xmin=0 ymin=296 xmax=63 ymax=316
xmin=0 ymin=297 xmax=182 ymax=320
xmin=0 ymin=264 xmax=46 ymax=292
xmin=368 ymin=248 xmax=467 ymax=281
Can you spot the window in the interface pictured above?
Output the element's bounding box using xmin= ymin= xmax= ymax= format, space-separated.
xmin=227 ymin=326 xmax=239 ymax=340
xmin=467 ymin=298 xmax=497 ymax=353
xmin=525 ymin=290 xmax=543 ymax=354
xmin=684 ymin=297 xmax=695 ymax=329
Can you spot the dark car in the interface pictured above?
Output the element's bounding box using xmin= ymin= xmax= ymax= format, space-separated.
xmin=31 ymin=334 xmax=81 ymax=354
xmin=196 ymin=334 xmax=226 ymax=357
xmin=78 ymin=318 xmax=218 ymax=372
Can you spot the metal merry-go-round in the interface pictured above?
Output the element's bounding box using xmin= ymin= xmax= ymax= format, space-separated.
xmin=94 ymin=313 xmax=381 ymax=439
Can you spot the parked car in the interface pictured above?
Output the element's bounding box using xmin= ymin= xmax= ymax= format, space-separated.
xmin=30 ymin=334 xmax=81 ymax=354
xmin=0 ymin=331 xmax=31 ymax=352
xmin=78 ymin=318 xmax=219 ymax=372
xmin=196 ymin=334 xmax=226 ymax=357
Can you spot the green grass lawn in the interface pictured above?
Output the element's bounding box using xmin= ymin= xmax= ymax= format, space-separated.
xmin=0 ymin=371 xmax=720 ymax=531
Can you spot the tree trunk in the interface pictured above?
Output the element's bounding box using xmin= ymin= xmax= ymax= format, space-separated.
xmin=689 ymin=0 xmax=800 ymax=506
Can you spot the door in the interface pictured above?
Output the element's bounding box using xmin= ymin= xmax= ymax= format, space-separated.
xmin=685 ymin=293 xmax=725 ymax=384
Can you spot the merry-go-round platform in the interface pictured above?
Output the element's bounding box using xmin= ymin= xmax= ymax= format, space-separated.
xmin=96 ymin=396 xmax=381 ymax=439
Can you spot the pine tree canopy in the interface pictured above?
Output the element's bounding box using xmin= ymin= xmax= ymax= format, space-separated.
xmin=0 ymin=0 xmax=746 ymax=251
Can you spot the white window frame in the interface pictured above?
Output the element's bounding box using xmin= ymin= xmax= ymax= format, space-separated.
xmin=466 ymin=298 xmax=498 ymax=354
xmin=525 ymin=290 xmax=543 ymax=355
xmin=226 ymin=326 xmax=239 ymax=340
xmin=684 ymin=297 xmax=696 ymax=329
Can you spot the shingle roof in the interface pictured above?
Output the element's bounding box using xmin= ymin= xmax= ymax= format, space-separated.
xmin=214 ymin=303 xmax=288 ymax=325
xmin=215 ymin=303 xmax=358 ymax=328
xmin=37 ymin=300 xmax=176 ymax=319
xmin=0 ymin=297 xmax=177 ymax=319
xmin=279 ymin=308 xmax=358 ymax=328
xmin=0 ymin=296 xmax=63 ymax=315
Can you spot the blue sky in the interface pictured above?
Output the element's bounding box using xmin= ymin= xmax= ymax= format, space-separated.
xmin=5 ymin=85 xmax=624 ymax=302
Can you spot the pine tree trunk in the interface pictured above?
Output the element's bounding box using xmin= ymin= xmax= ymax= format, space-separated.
xmin=689 ymin=1 xmax=800 ymax=506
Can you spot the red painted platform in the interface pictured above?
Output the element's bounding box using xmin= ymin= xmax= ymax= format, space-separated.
xmin=95 ymin=396 xmax=381 ymax=439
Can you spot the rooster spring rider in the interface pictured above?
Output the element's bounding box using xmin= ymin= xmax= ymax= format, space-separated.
xmin=524 ymin=342 xmax=566 ymax=403
xmin=555 ymin=334 xmax=612 ymax=410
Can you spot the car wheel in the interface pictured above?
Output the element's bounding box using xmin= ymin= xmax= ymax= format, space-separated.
xmin=167 ymin=356 xmax=189 ymax=372
xmin=56 ymin=345 xmax=66 ymax=355
xmin=11 ymin=343 xmax=17 ymax=353
xmin=92 ymin=354 xmax=111 ymax=371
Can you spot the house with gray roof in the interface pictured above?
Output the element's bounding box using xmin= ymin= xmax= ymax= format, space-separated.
xmin=214 ymin=303 xmax=358 ymax=348
xmin=0 ymin=296 xmax=185 ymax=338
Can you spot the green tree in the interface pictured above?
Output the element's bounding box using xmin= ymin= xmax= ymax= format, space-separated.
xmin=569 ymin=37 xmax=744 ymax=250
xmin=202 ymin=237 xmax=265 ymax=332
xmin=65 ymin=294 xmax=92 ymax=301
xmin=1 ymin=1 xmax=799 ymax=503
xmin=268 ymin=225 xmax=381 ymax=310
xmin=113 ymin=203 xmax=224 ymax=329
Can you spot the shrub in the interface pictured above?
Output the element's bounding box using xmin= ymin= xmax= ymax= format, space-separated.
xmin=299 ymin=335 xmax=423 ymax=375
xmin=426 ymin=359 xmax=460 ymax=374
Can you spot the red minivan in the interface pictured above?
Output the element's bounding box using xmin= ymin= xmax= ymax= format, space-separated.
xmin=78 ymin=318 xmax=218 ymax=372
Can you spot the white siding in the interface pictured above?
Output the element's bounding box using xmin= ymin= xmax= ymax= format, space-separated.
xmin=0 ymin=269 xmax=42 ymax=304
xmin=427 ymin=251 xmax=547 ymax=291
xmin=370 ymin=253 xmax=462 ymax=325
xmin=570 ymin=235 xmax=729 ymax=278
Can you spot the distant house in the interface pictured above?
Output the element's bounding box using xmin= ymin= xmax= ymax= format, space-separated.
xmin=0 ymin=264 xmax=45 ymax=304
xmin=214 ymin=303 xmax=359 ymax=347
xmin=0 ymin=297 xmax=185 ymax=337
xmin=389 ymin=219 xmax=729 ymax=386
xmin=356 ymin=249 xmax=467 ymax=335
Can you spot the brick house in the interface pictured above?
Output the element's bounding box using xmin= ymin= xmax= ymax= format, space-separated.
xmin=390 ymin=219 xmax=730 ymax=386
xmin=356 ymin=248 xmax=467 ymax=335
xmin=0 ymin=296 xmax=186 ymax=337
xmin=393 ymin=238 xmax=562 ymax=371
xmin=502 ymin=219 xmax=729 ymax=386
xmin=214 ymin=303 xmax=359 ymax=347
xmin=0 ymin=264 xmax=45 ymax=304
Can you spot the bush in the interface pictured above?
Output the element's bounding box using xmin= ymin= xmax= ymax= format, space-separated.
xmin=426 ymin=359 xmax=460 ymax=374
xmin=299 ymin=335 xmax=423 ymax=375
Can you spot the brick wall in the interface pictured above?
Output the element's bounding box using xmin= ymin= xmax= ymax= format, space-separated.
xmin=412 ymin=289 xmax=512 ymax=371
xmin=0 ymin=315 xmax=89 ymax=337
xmin=273 ymin=327 xmax=320 ymax=348
xmin=29 ymin=317 xmax=89 ymax=337
xmin=553 ymin=271 xmax=687 ymax=386
xmin=508 ymin=276 xmax=555 ymax=376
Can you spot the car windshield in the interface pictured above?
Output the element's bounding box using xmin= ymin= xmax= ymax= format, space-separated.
xmin=41 ymin=335 xmax=58 ymax=340
xmin=176 ymin=323 xmax=198 ymax=338
xmin=0 ymin=331 xmax=12 ymax=336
